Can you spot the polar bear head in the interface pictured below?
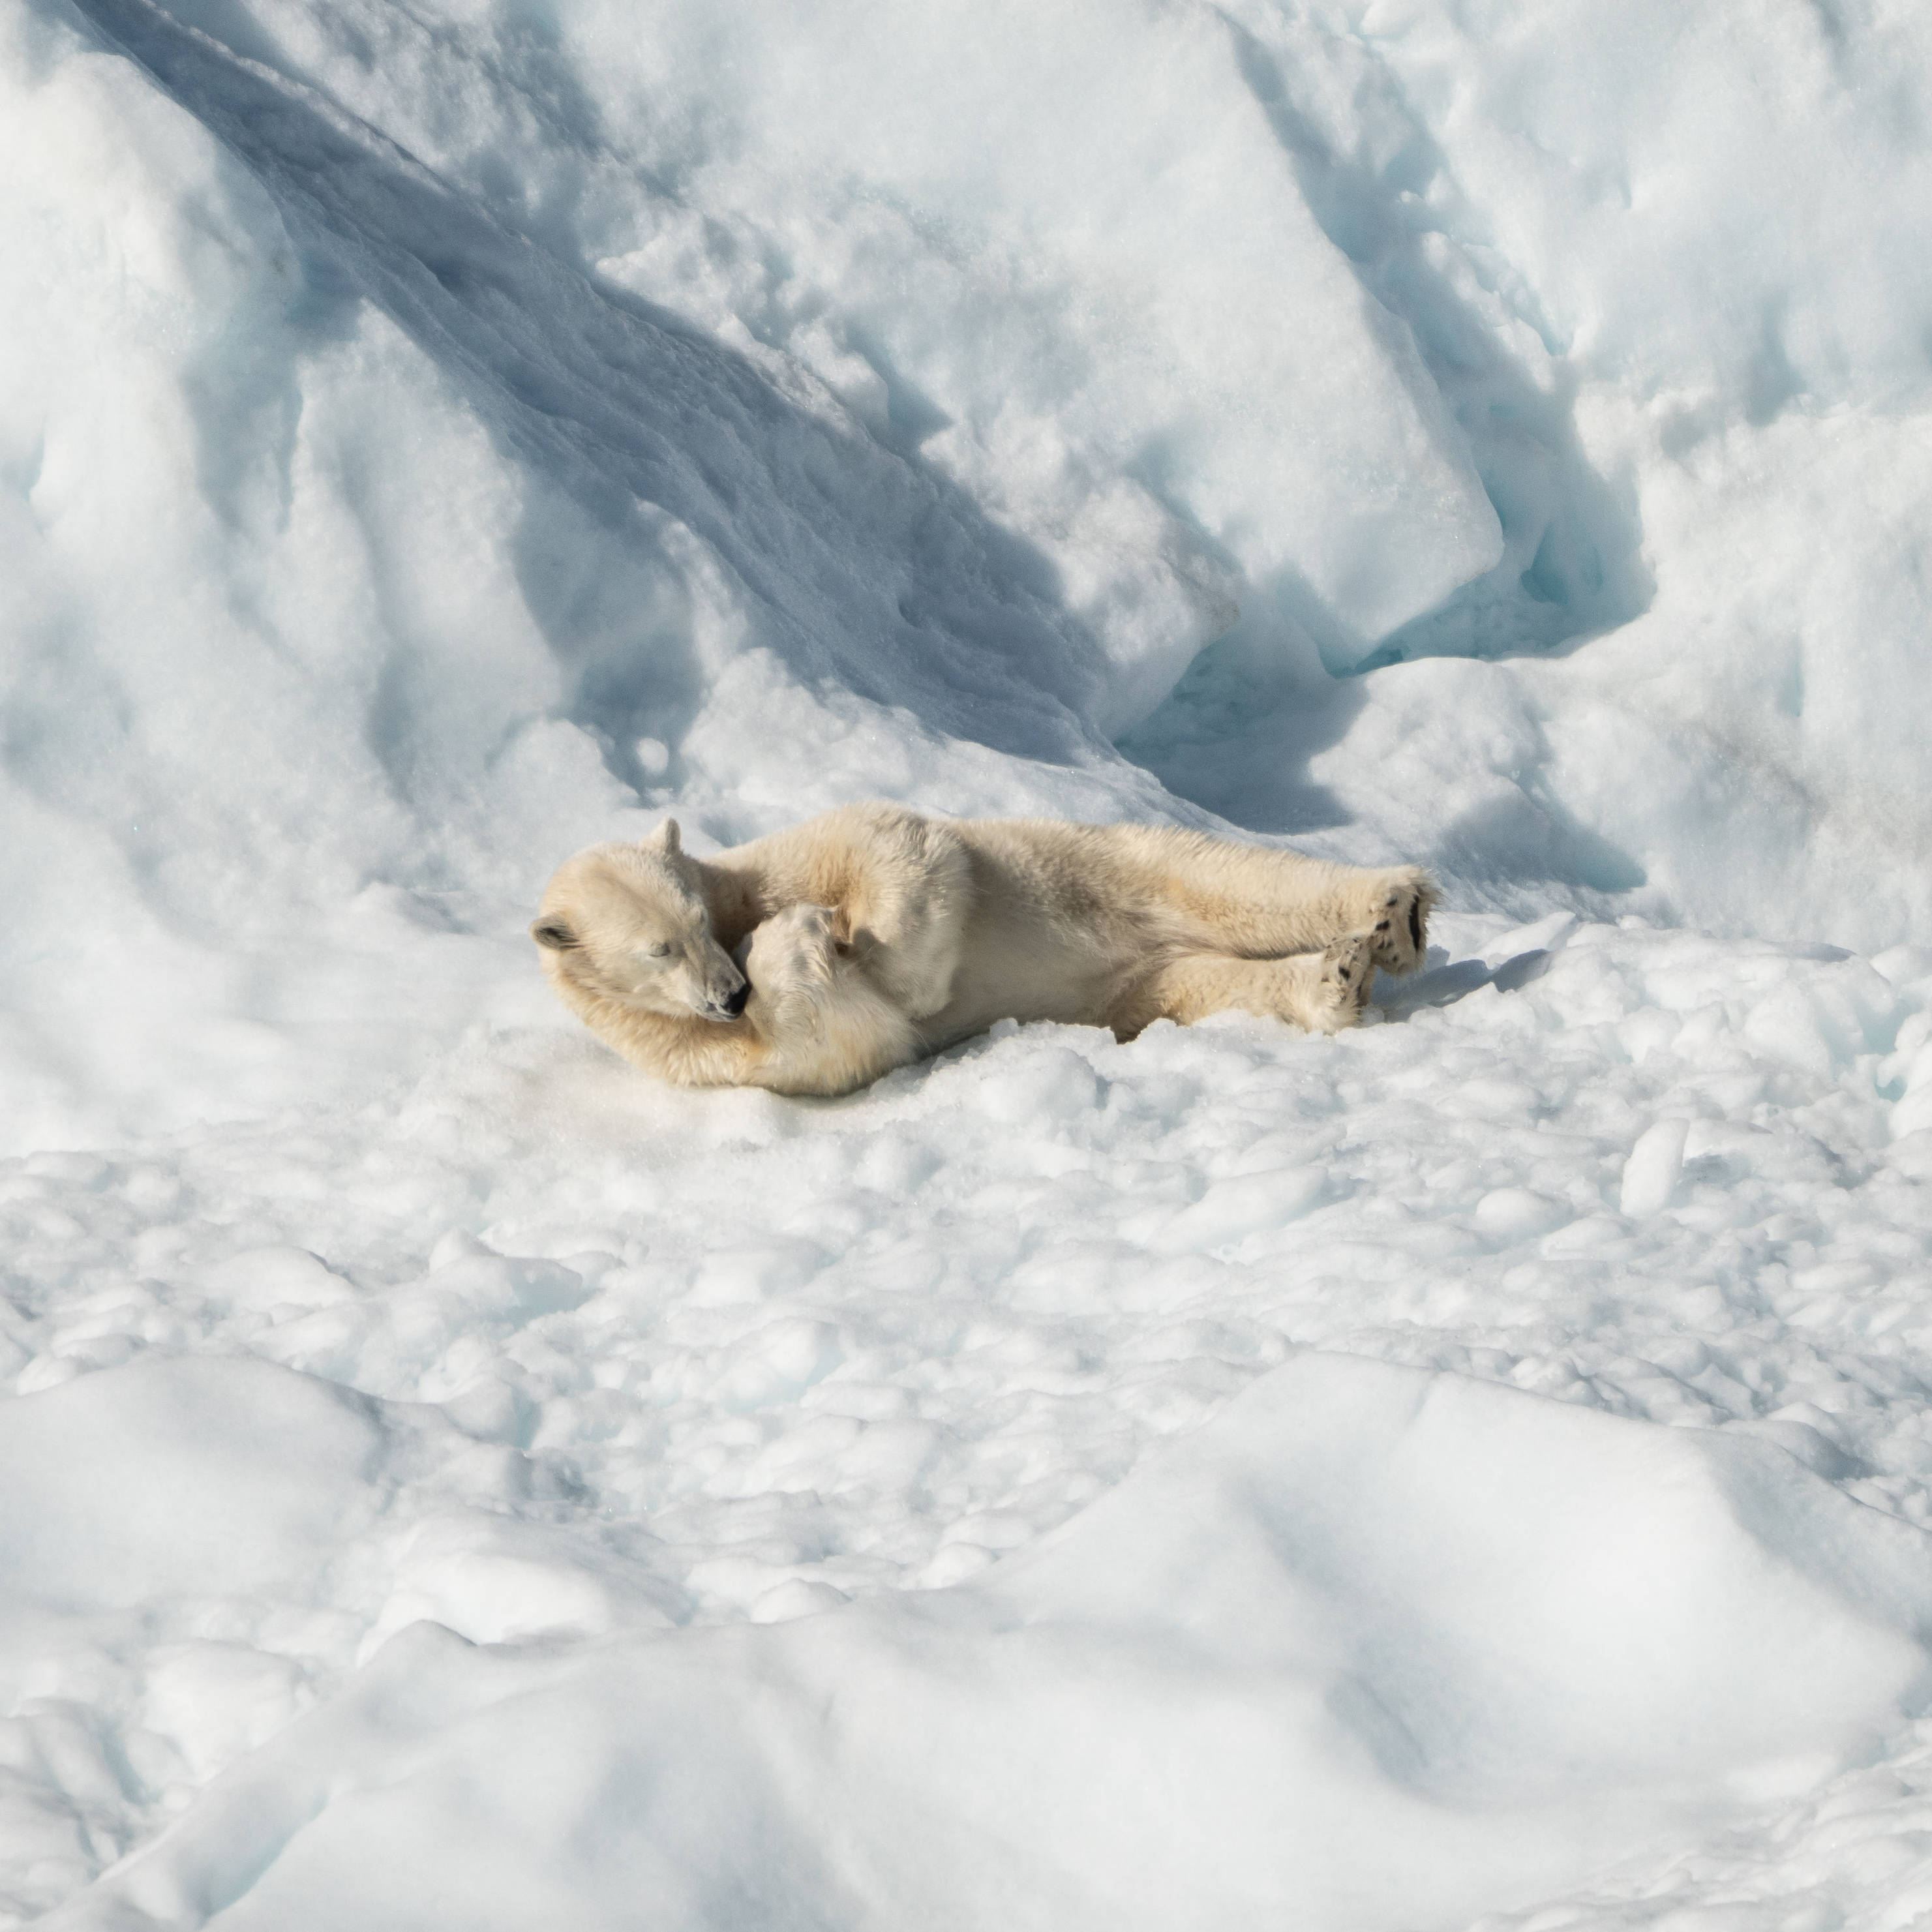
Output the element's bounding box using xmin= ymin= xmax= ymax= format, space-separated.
xmin=530 ymin=819 xmax=750 ymax=1023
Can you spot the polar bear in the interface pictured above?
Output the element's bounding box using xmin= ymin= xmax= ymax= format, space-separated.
xmin=530 ymin=803 xmax=1434 ymax=1097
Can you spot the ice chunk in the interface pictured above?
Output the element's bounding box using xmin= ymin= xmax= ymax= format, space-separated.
xmin=1620 ymin=1117 xmax=1690 ymax=1219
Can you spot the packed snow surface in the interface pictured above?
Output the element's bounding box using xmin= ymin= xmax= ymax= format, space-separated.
xmin=6 ymin=0 xmax=1932 ymax=1924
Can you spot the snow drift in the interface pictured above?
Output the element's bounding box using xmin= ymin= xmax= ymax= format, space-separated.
xmin=40 ymin=1351 xmax=1932 ymax=1932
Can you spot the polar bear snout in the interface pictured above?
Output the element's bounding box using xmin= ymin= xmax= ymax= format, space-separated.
xmin=678 ymin=944 xmax=748 ymax=1023
xmin=693 ymin=966 xmax=749 ymax=1023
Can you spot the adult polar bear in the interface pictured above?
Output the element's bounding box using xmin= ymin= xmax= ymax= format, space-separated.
xmin=531 ymin=804 xmax=1435 ymax=1097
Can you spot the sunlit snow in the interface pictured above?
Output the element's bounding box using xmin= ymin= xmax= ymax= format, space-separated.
xmin=6 ymin=0 xmax=1932 ymax=1925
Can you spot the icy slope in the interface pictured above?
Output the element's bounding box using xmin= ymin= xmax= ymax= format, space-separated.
xmin=5 ymin=0 xmax=1932 ymax=1151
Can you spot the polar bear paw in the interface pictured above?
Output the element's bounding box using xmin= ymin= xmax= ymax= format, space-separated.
xmin=1367 ymin=873 xmax=1434 ymax=978
xmin=1307 ymin=929 xmax=1378 ymax=1033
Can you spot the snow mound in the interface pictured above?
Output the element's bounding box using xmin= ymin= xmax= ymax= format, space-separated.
xmin=48 ymin=1353 xmax=1932 ymax=1931
xmin=0 ymin=1357 xmax=378 ymax=1618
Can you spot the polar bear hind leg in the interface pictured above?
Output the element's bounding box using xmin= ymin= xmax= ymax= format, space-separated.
xmin=1362 ymin=868 xmax=1436 ymax=977
xmin=1110 ymin=929 xmax=1378 ymax=1039
xmin=1126 ymin=831 xmax=1434 ymax=976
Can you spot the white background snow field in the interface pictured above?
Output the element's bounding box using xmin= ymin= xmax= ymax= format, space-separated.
xmin=5 ymin=0 xmax=1932 ymax=1926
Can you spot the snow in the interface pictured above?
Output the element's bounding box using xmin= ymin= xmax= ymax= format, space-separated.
xmin=12 ymin=914 xmax=1932 ymax=1925
xmin=5 ymin=0 xmax=1932 ymax=1924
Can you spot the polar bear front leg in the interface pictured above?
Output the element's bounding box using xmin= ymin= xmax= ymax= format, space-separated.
xmin=742 ymin=903 xmax=841 ymax=1033
xmin=739 ymin=904 xmax=922 ymax=1095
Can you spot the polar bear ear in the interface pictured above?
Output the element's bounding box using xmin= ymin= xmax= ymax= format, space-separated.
xmin=530 ymin=917 xmax=577 ymax=952
xmin=644 ymin=817 xmax=682 ymax=856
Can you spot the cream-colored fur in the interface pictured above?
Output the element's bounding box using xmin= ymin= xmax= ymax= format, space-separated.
xmin=531 ymin=802 xmax=1436 ymax=1097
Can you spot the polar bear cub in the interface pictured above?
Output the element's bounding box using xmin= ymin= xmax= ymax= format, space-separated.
xmin=531 ymin=802 xmax=1434 ymax=1097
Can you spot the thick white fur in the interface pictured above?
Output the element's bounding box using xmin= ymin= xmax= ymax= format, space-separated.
xmin=531 ymin=803 xmax=1436 ymax=1097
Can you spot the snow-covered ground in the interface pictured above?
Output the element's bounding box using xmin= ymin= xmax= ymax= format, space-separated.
xmin=6 ymin=0 xmax=1932 ymax=1924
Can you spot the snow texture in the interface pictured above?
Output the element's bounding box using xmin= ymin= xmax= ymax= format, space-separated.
xmin=5 ymin=0 xmax=1932 ymax=1925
